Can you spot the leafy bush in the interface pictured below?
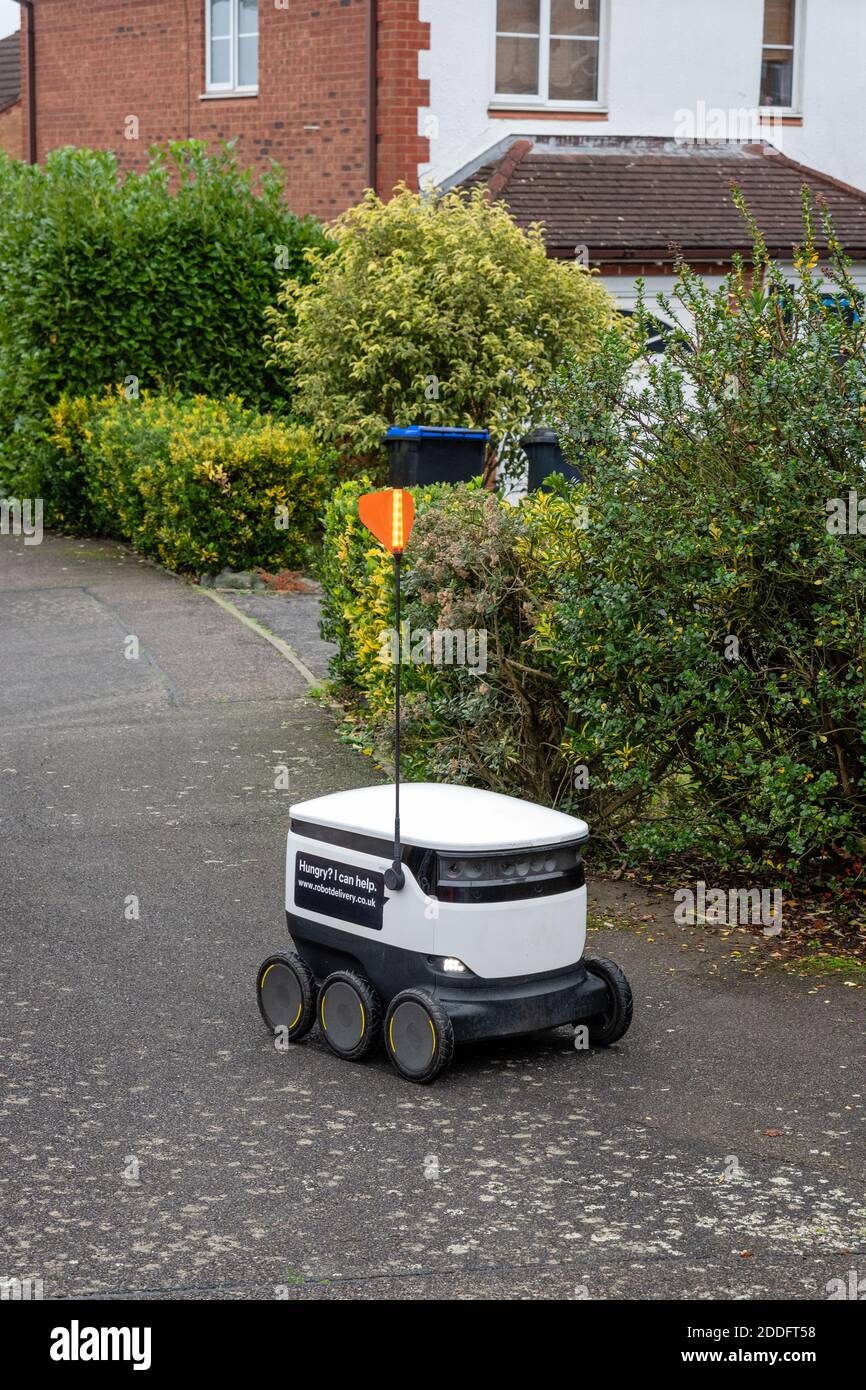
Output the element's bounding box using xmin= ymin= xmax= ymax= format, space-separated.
xmin=0 ymin=142 xmax=332 ymax=493
xmin=266 ymin=185 xmax=615 ymax=474
xmin=319 ymin=478 xmax=455 ymax=777
xmin=319 ymin=478 xmax=569 ymax=795
xmin=546 ymin=195 xmax=866 ymax=871
xmin=400 ymin=487 xmax=571 ymax=801
xmin=48 ymin=392 xmax=335 ymax=573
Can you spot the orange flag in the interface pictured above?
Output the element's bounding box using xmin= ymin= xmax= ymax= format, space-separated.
xmin=358 ymin=488 xmax=415 ymax=554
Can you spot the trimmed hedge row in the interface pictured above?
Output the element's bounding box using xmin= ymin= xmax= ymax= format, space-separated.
xmin=47 ymin=392 xmax=335 ymax=573
xmin=0 ymin=142 xmax=331 ymax=496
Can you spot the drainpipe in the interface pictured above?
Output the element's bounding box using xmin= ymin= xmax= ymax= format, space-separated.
xmin=15 ymin=1 xmax=37 ymax=163
xmin=367 ymin=0 xmax=377 ymax=193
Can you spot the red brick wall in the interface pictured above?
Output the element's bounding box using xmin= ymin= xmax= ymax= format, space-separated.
xmin=0 ymin=99 xmax=22 ymax=160
xmin=376 ymin=0 xmax=429 ymax=197
xmin=21 ymin=0 xmax=429 ymax=219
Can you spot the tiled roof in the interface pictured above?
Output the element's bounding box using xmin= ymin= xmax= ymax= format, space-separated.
xmin=460 ymin=138 xmax=866 ymax=262
xmin=0 ymin=31 xmax=20 ymax=113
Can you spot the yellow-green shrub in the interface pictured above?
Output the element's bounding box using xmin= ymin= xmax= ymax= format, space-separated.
xmin=266 ymin=184 xmax=616 ymax=474
xmin=318 ymin=478 xmax=565 ymax=788
xmin=318 ymin=478 xmax=467 ymax=776
xmin=48 ymin=391 xmax=335 ymax=573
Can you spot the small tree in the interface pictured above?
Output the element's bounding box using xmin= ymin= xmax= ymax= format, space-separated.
xmin=265 ymin=185 xmax=614 ymax=473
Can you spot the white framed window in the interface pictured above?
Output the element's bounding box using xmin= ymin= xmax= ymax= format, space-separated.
xmin=494 ymin=0 xmax=606 ymax=107
xmin=206 ymin=0 xmax=259 ymax=94
xmin=759 ymin=0 xmax=804 ymax=112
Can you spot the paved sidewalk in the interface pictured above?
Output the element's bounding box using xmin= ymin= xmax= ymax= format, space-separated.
xmin=211 ymin=584 xmax=337 ymax=683
xmin=1 ymin=534 xmax=864 ymax=1301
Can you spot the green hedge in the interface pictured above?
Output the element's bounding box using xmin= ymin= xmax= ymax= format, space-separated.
xmin=48 ymin=392 xmax=335 ymax=573
xmin=0 ymin=142 xmax=332 ymax=494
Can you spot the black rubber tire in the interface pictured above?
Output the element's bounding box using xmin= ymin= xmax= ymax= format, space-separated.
xmin=384 ymin=989 xmax=454 ymax=1084
xmin=318 ymin=971 xmax=381 ymax=1061
xmin=257 ymin=951 xmax=317 ymax=1041
xmin=584 ymin=956 xmax=633 ymax=1046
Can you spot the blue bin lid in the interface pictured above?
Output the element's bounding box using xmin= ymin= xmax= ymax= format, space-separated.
xmin=385 ymin=425 xmax=490 ymax=441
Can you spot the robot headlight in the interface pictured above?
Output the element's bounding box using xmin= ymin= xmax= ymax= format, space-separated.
xmin=436 ymin=842 xmax=584 ymax=902
xmin=427 ymin=956 xmax=469 ymax=974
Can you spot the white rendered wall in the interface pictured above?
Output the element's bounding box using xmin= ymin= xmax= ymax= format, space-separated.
xmin=420 ymin=0 xmax=866 ymax=194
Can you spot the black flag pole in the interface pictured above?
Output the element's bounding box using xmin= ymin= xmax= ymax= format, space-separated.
xmin=356 ymin=486 xmax=414 ymax=892
xmin=385 ymin=549 xmax=405 ymax=890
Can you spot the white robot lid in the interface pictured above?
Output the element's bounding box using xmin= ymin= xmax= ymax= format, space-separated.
xmin=289 ymin=783 xmax=589 ymax=853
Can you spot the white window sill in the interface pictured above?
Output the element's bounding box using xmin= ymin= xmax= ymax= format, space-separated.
xmin=200 ymin=89 xmax=259 ymax=101
xmin=490 ymin=98 xmax=606 ymax=113
xmin=759 ymin=107 xmax=802 ymax=119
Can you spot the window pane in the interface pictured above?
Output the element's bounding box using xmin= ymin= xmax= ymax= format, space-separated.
xmin=238 ymin=33 xmax=258 ymax=87
xmin=760 ymin=49 xmax=793 ymax=105
xmin=549 ymin=37 xmax=598 ymax=101
xmin=239 ymin=0 xmax=258 ymax=36
xmin=497 ymin=0 xmax=540 ymax=35
xmin=211 ymin=36 xmax=230 ymax=83
xmin=763 ymin=0 xmax=794 ymax=46
xmin=551 ymin=0 xmax=599 ymax=37
xmin=496 ymin=35 xmax=539 ymax=94
xmin=210 ymin=0 xmax=231 ymax=39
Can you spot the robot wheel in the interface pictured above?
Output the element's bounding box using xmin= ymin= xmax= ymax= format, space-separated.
xmin=318 ymin=970 xmax=381 ymax=1061
xmin=384 ymin=989 xmax=454 ymax=1084
xmin=256 ymin=952 xmax=317 ymax=1042
xmin=583 ymin=957 xmax=633 ymax=1046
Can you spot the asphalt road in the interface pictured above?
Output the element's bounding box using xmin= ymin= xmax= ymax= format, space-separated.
xmin=1 ymin=533 xmax=864 ymax=1301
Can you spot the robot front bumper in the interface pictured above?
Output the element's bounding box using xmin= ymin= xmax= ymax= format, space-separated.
xmin=431 ymin=958 xmax=611 ymax=1043
xmin=285 ymin=907 xmax=610 ymax=1044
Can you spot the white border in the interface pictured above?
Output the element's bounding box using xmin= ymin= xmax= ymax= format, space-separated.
xmin=758 ymin=0 xmax=805 ymax=117
xmin=491 ymin=0 xmax=609 ymax=111
xmin=205 ymin=0 xmax=259 ymax=96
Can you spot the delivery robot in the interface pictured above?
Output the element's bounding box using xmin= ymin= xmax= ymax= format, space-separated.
xmin=257 ymin=780 xmax=633 ymax=1083
xmin=255 ymin=487 xmax=633 ymax=1082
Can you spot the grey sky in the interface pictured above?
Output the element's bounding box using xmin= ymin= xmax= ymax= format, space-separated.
xmin=0 ymin=1 xmax=19 ymax=42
